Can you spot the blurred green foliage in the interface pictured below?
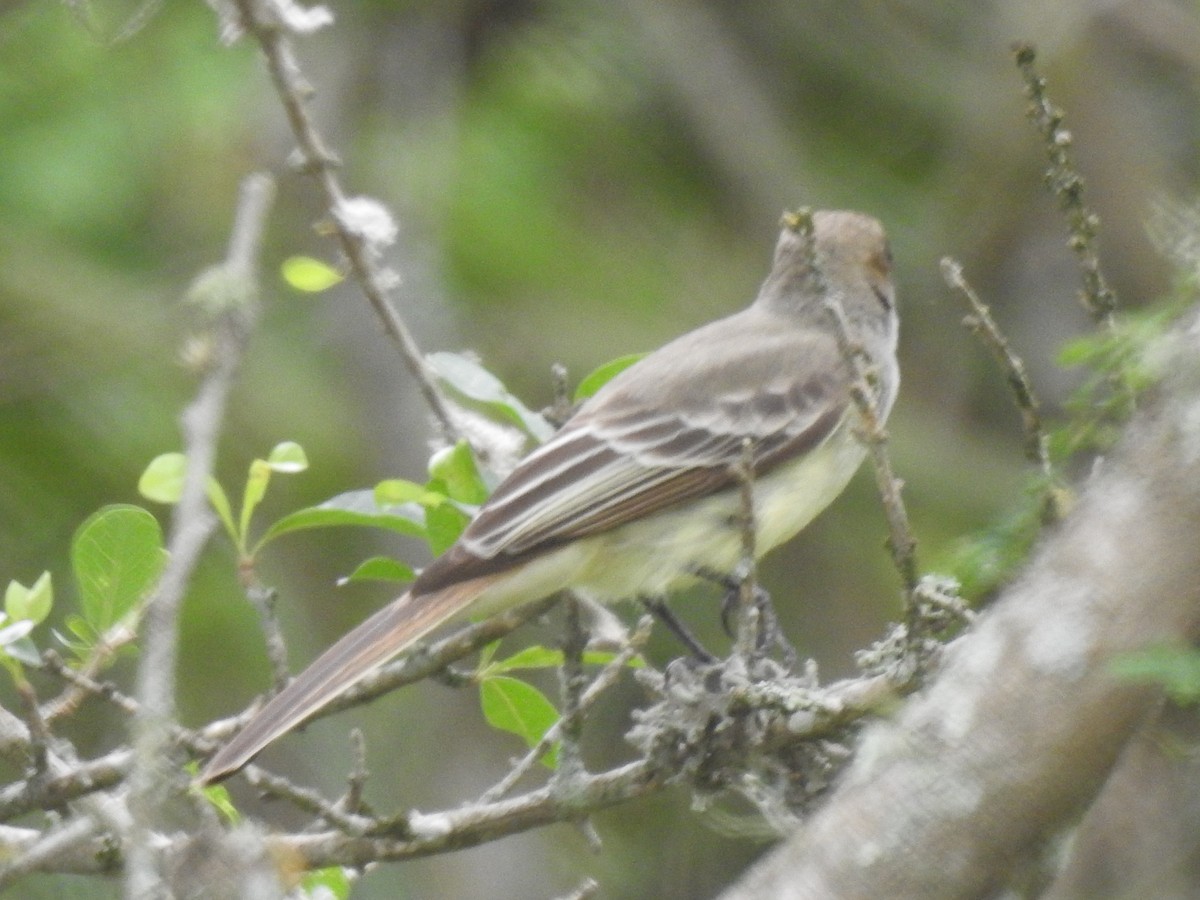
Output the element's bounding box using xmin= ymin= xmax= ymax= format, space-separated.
xmin=2 ymin=1 xmax=1197 ymax=897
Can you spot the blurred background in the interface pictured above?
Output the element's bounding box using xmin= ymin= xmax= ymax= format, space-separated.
xmin=2 ymin=0 xmax=1198 ymax=897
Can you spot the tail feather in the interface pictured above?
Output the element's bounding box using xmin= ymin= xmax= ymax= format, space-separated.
xmin=200 ymin=580 xmax=489 ymax=784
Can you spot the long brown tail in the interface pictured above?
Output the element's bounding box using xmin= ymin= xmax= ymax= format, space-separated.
xmin=200 ymin=580 xmax=490 ymax=784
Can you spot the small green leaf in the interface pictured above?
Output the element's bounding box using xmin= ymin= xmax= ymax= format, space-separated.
xmin=424 ymin=502 xmax=470 ymax=556
xmin=479 ymin=675 xmax=559 ymax=768
xmin=6 ymin=572 xmax=53 ymax=625
xmin=240 ymin=458 xmax=273 ymax=542
xmin=428 ymin=441 xmax=489 ymax=505
xmin=281 ymin=255 xmax=344 ymax=293
xmin=1056 ymin=334 xmax=1105 ymax=367
xmin=71 ymin=505 xmax=167 ymax=632
xmin=338 ymin=556 xmax=416 ymax=586
xmin=206 ymin=477 xmax=238 ymax=544
xmin=256 ymin=490 xmax=426 ymax=549
xmin=483 ymin=644 xmax=642 ymax=676
xmin=574 ymin=353 xmax=645 ymax=401
xmin=489 ymin=645 xmax=565 ymax=672
xmin=140 ymin=456 xmax=239 ymax=544
xmin=139 ymin=453 xmax=188 ymax=504
xmin=477 ymin=639 xmax=499 ymax=668
xmin=299 ymin=866 xmax=352 ymax=900
xmin=1112 ymin=645 xmax=1200 ymax=704
xmin=374 ymin=479 xmax=446 ymax=508
xmin=266 ymin=441 xmax=308 ymax=473
xmin=187 ymin=762 xmax=241 ymax=825
xmin=55 ymin=615 xmax=99 ymax=661
xmin=428 ymin=352 xmax=554 ymax=442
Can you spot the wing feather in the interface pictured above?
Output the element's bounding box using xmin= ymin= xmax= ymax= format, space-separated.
xmin=413 ymin=323 xmax=851 ymax=596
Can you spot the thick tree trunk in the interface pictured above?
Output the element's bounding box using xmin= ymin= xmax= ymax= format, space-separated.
xmin=722 ymin=317 xmax=1200 ymax=899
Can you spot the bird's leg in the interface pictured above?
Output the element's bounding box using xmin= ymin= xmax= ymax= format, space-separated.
xmin=640 ymin=596 xmax=716 ymax=663
xmin=693 ymin=567 xmax=800 ymax=670
xmin=692 ymin=566 xmax=757 ymax=640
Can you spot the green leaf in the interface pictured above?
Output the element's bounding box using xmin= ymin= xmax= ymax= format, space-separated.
xmin=489 ymin=645 xmax=565 ymax=672
xmin=281 ymin=255 xmax=344 ymax=293
xmin=428 ymin=441 xmax=489 ymax=505
xmin=6 ymin=571 xmax=53 ymax=625
xmin=55 ymin=615 xmax=99 ymax=662
xmin=71 ymin=505 xmax=167 ymax=632
xmin=479 ymin=675 xmax=559 ymax=768
xmin=1056 ymin=333 xmax=1108 ymax=368
xmin=236 ymin=443 xmax=310 ymax=546
xmin=424 ymin=501 xmax=471 ymax=556
xmin=1111 ymin=646 xmax=1200 ymax=704
xmin=374 ymin=479 xmax=446 ymax=508
xmin=187 ymin=762 xmax=241 ymax=825
xmin=477 ymin=639 xmax=499 ymax=669
xmin=338 ymin=556 xmax=416 ymax=586
xmin=483 ymin=644 xmax=642 ymax=676
xmin=139 ymin=455 xmax=239 ymax=545
xmin=428 ymin=351 xmax=554 ymax=442
xmin=574 ymin=353 xmax=645 ymax=401
xmin=206 ymin=477 xmax=238 ymax=544
xmin=299 ymin=866 xmax=352 ymax=900
xmin=257 ymin=490 xmax=427 ymax=549
xmin=138 ymin=452 xmax=188 ymax=504
xmin=265 ymin=440 xmax=308 ymax=473
xmin=240 ymin=458 xmax=272 ymax=542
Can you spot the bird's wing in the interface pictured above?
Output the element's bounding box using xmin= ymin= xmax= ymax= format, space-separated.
xmin=414 ymin=322 xmax=849 ymax=594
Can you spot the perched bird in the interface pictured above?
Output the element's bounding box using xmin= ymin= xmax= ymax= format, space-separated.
xmin=201 ymin=209 xmax=899 ymax=783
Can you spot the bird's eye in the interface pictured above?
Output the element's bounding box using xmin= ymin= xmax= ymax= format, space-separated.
xmin=866 ymin=241 xmax=893 ymax=282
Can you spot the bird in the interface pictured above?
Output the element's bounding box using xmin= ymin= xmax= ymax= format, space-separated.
xmin=201 ymin=209 xmax=900 ymax=784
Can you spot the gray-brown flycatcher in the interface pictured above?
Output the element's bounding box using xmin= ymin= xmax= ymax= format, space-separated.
xmin=202 ymin=209 xmax=900 ymax=783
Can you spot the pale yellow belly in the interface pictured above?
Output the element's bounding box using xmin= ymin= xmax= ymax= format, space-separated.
xmin=465 ymin=421 xmax=866 ymax=617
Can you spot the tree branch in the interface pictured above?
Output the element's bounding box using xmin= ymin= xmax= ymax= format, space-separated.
xmin=229 ymin=0 xmax=458 ymax=442
xmin=721 ymin=310 xmax=1200 ymax=899
xmin=125 ymin=172 xmax=271 ymax=897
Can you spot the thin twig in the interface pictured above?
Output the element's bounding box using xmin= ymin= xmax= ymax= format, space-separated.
xmin=13 ymin=680 xmax=51 ymax=779
xmin=733 ymin=436 xmax=761 ymax=658
xmin=554 ymin=595 xmax=589 ymax=784
xmin=789 ymin=208 xmax=918 ymax=625
xmin=38 ymin=650 xmax=139 ymax=718
xmin=1013 ymin=43 xmax=1118 ymax=327
xmin=547 ymin=362 xmax=575 ymax=428
xmin=816 ymin=277 xmax=919 ymax=598
xmin=126 ymin=172 xmax=272 ymax=897
xmin=0 ymin=817 xmax=111 ymax=888
xmin=0 ymin=711 xmax=135 ymax=888
xmin=941 ymin=259 xmax=1048 ymax=468
xmin=243 ymin=764 xmax=376 ymax=836
xmin=40 ymin=625 xmax=139 ymax=723
xmin=244 ymin=584 xmax=292 ymax=692
xmin=0 ymin=748 xmax=132 ymax=823
xmin=941 ymin=258 xmax=1065 ymax=524
xmin=342 ymin=728 xmax=370 ymax=816
xmin=230 ymin=0 xmax=458 ymax=443
xmin=277 ymin=758 xmax=664 ymax=865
